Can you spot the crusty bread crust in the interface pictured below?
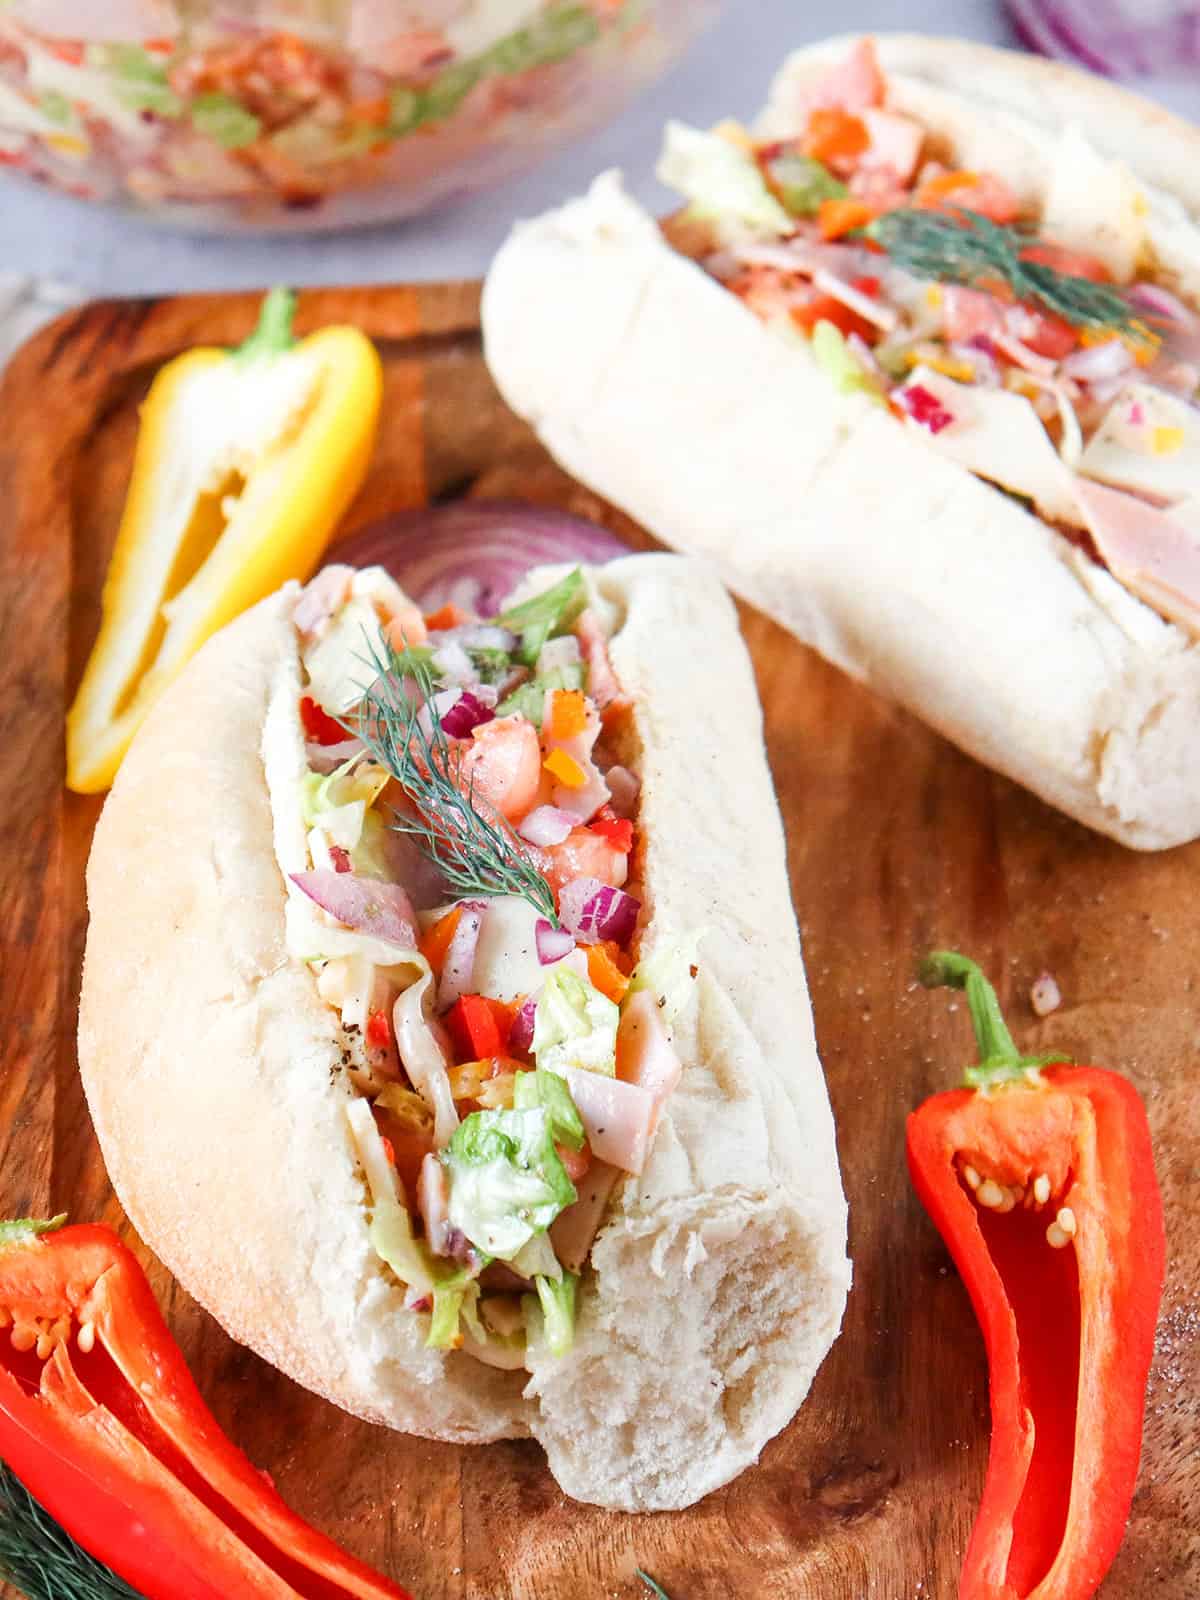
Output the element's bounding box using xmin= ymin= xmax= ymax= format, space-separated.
xmin=481 ymin=35 xmax=1200 ymax=850
xmin=78 ymin=555 xmax=850 ymax=1510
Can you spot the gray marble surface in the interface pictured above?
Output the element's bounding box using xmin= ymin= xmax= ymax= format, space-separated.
xmin=1 ymin=1 xmax=1018 ymax=295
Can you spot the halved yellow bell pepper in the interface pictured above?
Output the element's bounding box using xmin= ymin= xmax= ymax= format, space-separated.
xmin=66 ymin=288 xmax=383 ymax=794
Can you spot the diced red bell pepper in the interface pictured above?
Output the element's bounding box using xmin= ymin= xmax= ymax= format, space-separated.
xmin=590 ymin=808 xmax=634 ymax=854
xmin=792 ymin=293 xmax=876 ymax=342
xmin=443 ymin=994 xmax=513 ymax=1064
xmin=0 ymin=1220 xmax=410 ymax=1600
xmin=908 ymin=953 xmax=1165 ymax=1600
xmin=365 ymin=1010 xmax=392 ymax=1050
xmin=299 ymin=695 xmax=346 ymax=746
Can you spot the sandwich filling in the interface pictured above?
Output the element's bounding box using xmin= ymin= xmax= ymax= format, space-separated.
xmin=658 ymin=38 xmax=1200 ymax=634
xmin=277 ymin=562 xmax=697 ymax=1368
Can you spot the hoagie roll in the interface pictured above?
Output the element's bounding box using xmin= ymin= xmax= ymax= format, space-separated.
xmin=482 ymin=34 xmax=1200 ymax=849
xmin=78 ymin=553 xmax=850 ymax=1510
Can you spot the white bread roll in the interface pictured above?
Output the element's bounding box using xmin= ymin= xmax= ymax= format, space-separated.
xmin=481 ymin=35 xmax=1200 ymax=850
xmin=78 ymin=553 xmax=850 ymax=1510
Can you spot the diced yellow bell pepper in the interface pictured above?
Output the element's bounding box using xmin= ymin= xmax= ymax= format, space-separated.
xmin=66 ymin=289 xmax=382 ymax=793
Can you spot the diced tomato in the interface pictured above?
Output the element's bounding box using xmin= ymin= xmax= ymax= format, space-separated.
xmin=1018 ymin=308 xmax=1079 ymax=360
xmin=852 ymin=275 xmax=882 ymax=298
xmin=422 ymin=602 xmax=474 ymax=631
xmin=299 ymin=695 xmax=346 ymax=745
xmin=941 ymin=285 xmax=1006 ymax=342
xmin=366 ymin=1010 xmax=392 ymax=1050
xmin=803 ymin=108 xmax=869 ymax=170
xmin=791 ymin=293 xmax=875 ymax=342
xmin=590 ymin=808 xmax=634 ymax=853
xmin=816 ymin=197 xmax=877 ymax=242
xmin=420 ymin=906 xmax=462 ymax=979
xmin=1020 ymin=242 xmax=1112 ymax=283
xmin=587 ymin=942 xmax=631 ymax=1004
xmin=444 ymin=995 xmax=513 ymax=1064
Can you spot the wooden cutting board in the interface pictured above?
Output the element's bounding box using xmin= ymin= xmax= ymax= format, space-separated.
xmin=0 ymin=284 xmax=1196 ymax=1600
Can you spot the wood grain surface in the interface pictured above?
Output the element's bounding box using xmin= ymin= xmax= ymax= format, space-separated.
xmin=0 ymin=283 xmax=1195 ymax=1600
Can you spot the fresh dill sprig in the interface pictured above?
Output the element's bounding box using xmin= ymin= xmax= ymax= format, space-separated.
xmin=0 ymin=1462 xmax=144 ymax=1600
xmin=352 ymin=633 xmax=558 ymax=925
xmin=866 ymin=207 xmax=1148 ymax=339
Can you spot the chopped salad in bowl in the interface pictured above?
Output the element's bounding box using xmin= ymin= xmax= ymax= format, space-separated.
xmin=0 ymin=0 xmax=714 ymax=229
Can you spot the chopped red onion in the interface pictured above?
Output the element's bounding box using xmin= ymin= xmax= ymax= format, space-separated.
xmin=1128 ymin=281 xmax=1197 ymax=330
xmin=508 ymin=995 xmax=537 ymax=1053
xmin=897 ymin=383 xmax=955 ymax=435
xmin=438 ymin=901 xmax=487 ymax=1011
xmin=329 ymin=846 xmax=352 ymax=874
xmin=518 ymin=805 xmax=577 ymax=847
xmin=305 ymin=737 xmax=365 ymax=774
xmin=947 ymin=340 xmax=1000 ymax=387
xmin=1062 ymin=339 xmax=1135 ymax=383
xmin=559 ymin=877 xmax=640 ymax=946
xmin=417 ymin=688 xmax=462 ymax=741
xmin=290 ymin=871 xmax=418 ymax=948
xmin=604 ymin=765 xmax=641 ymax=819
xmin=535 ymin=918 xmax=576 ymax=965
xmin=440 ymin=690 xmax=494 ymax=739
xmin=333 ymin=501 xmax=628 ymax=617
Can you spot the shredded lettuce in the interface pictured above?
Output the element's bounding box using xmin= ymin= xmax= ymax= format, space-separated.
xmin=190 ymin=92 xmax=262 ymax=149
xmin=496 ymin=569 xmax=586 ymax=666
xmin=810 ymin=320 xmax=886 ymax=404
xmin=510 ymin=1231 xmax=561 ymax=1281
xmin=628 ymin=930 xmax=705 ymax=1026
xmin=443 ymin=1108 xmax=577 ymax=1259
xmin=656 ymin=121 xmax=791 ymax=236
xmin=535 ymin=1272 xmax=578 ymax=1358
xmin=496 ymin=661 xmax=586 ymax=724
xmin=766 ymin=152 xmax=846 ymax=216
xmin=301 ymin=757 xmax=389 ymax=854
xmin=513 ymin=1068 xmax=585 ymax=1151
xmin=533 ymin=969 xmax=619 ymax=1077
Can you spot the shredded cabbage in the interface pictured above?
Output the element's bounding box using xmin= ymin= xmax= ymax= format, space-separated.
xmin=810 ymin=321 xmax=886 ymax=403
xmin=513 ymin=1068 xmax=585 ymax=1151
xmin=443 ymin=1107 xmax=577 ymax=1259
xmin=656 ymin=120 xmax=791 ymax=236
xmin=533 ymin=968 xmax=618 ymax=1077
xmin=535 ymin=1271 xmax=577 ymax=1357
xmin=627 ymin=930 xmax=705 ymax=1026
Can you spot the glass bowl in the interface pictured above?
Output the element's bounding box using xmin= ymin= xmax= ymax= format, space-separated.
xmin=0 ymin=1 xmax=716 ymax=232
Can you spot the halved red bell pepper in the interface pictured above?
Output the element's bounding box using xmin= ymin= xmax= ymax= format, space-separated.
xmin=0 ymin=1218 xmax=411 ymax=1600
xmin=908 ymin=953 xmax=1165 ymax=1600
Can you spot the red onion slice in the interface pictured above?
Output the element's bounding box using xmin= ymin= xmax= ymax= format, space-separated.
xmin=519 ymin=805 xmax=577 ymax=847
xmin=440 ymin=690 xmax=494 ymax=739
xmin=334 ymin=501 xmax=629 ymax=618
xmin=509 ymin=995 xmax=537 ymax=1053
xmin=535 ymin=918 xmax=576 ymax=966
xmin=1128 ymin=281 xmax=1198 ymax=330
xmin=559 ymin=878 xmax=641 ymax=946
xmin=417 ymin=688 xmax=463 ymax=741
xmin=290 ymin=871 xmax=418 ymax=948
xmin=438 ymin=901 xmax=487 ymax=1011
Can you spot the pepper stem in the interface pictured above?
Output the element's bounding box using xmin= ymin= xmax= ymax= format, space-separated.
xmin=234 ymin=286 xmax=297 ymax=363
xmin=919 ymin=950 xmax=1067 ymax=1090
